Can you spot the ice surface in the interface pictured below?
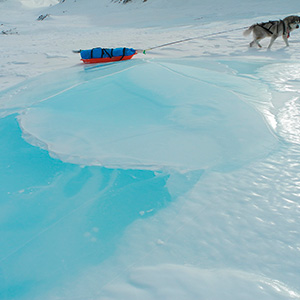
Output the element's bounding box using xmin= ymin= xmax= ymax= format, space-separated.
xmin=15 ymin=59 xmax=277 ymax=171
xmin=1 ymin=57 xmax=300 ymax=300
xmin=0 ymin=115 xmax=172 ymax=300
xmin=1 ymin=0 xmax=300 ymax=299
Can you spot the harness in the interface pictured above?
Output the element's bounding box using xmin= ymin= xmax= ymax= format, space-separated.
xmin=258 ymin=21 xmax=276 ymax=35
xmin=258 ymin=20 xmax=290 ymax=38
xmin=281 ymin=20 xmax=290 ymax=38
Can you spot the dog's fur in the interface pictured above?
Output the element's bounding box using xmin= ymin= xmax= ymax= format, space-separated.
xmin=244 ymin=15 xmax=300 ymax=49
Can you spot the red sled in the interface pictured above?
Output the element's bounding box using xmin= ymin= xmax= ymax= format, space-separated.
xmin=76 ymin=47 xmax=138 ymax=64
xmin=81 ymin=53 xmax=137 ymax=64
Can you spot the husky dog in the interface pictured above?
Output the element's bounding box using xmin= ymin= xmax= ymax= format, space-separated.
xmin=244 ymin=15 xmax=300 ymax=49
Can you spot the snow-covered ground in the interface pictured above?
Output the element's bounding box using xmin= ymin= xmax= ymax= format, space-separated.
xmin=1 ymin=0 xmax=300 ymax=91
xmin=1 ymin=0 xmax=300 ymax=299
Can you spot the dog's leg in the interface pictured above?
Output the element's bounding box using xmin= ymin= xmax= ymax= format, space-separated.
xmin=256 ymin=39 xmax=262 ymax=48
xmin=268 ymin=35 xmax=278 ymax=49
xmin=282 ymin=35 xmax=289 ymax=46
xmin=250 ymin=38 xmax=262 ymax=48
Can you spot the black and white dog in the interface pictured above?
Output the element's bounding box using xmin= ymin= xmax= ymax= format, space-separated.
xmin=244 ymin=15 xmax=300 ymax=49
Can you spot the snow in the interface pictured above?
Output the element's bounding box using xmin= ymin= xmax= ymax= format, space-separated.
xmin=1 ymin=0 xmax=300 ymax=299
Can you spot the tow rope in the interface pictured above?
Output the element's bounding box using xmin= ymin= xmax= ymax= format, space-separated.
xmin=140 ymin=26 xmax=248 ymax=54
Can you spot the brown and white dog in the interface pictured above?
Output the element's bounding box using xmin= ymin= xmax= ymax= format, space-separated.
xmin=244 ymin=15 xmax=300 ymax=49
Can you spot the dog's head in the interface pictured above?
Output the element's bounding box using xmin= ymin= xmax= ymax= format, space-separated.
xmin=284 ymin=15 xmax=300 ymax=30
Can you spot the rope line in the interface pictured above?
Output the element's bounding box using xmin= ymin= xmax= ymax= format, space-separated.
xmin=143 ymin=26 xmax=248 ymax=52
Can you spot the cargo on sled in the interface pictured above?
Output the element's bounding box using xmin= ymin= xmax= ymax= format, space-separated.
xmin=73 ymin=47 xmax=142 ymax=64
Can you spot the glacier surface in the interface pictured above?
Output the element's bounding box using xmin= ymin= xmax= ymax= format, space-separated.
xmin=1 ymin=57 xmax=300 ymax=300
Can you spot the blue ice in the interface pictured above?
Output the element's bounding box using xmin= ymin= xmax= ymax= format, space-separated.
xmin=0 ymin=114 xmax=172 ymax=299
xmin=1 ymin=58 xmax=299 ymax=299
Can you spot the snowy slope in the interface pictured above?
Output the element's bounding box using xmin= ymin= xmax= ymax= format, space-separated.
xmin=1 ymin=0 xmax=300 ymax=91
xmin=1 ymin=1 xmax=300 ymax=300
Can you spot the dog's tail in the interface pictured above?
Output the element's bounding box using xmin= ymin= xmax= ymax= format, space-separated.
xmin=243 ymin=25 xmax=255 ymax=36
